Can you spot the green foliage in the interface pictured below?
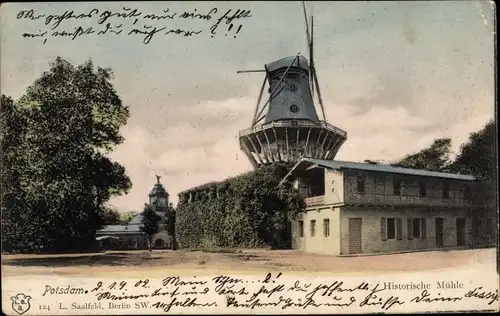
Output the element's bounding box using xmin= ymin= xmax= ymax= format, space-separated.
xmin=140 ymin=204 xmax=161 ymax=251
xmin=119 ymin=211 xmax=139 ymax=225
xmin=175 ymin=162 xmax=306 ymax=250
xmin=101 ymin=207 xmax=121 ymax=225
xmin=452 ymin=120 xmax=496 ymax=182
xmin=396 ymin=138 xmax=452 ymax=171
xmin=1 ymin=95 xmax=28 ymax=252
xmin=451 ymin=120 xmax=497 ymax=245
xmin=1 ymin=57 xmax=131 ymax=253
xmin=165 ymin=203 xmax=176 ymax=249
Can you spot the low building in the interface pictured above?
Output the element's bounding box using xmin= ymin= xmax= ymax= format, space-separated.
xmin=280 ymin=158 xmax=482 ymax=256
xmin=96 ymin=177 xmax=174 ymax=250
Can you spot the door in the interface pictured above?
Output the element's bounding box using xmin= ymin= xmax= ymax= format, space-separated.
xmin=348 ymin=218 xmax=362 ymax=254
xmin=456 ymin=218 xmax=466 ymax=247
xmin=435 ymin=218 xmax=444 ymax=248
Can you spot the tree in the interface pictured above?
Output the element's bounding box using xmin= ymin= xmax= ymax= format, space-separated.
xmin=166 ymin=203 xmax=176 ymax=250
xmin=451 ymin=120 xmax=497 ymax=246
xmin=140 ymin=204 xmax=161 ymax=252
xmin=0 ymin=57 xmax=131 ymax=253
xmin=1 ymin=95 xmax=28 ymax=252
xmin=452 ymin=120 xmax=496 ymax=181
xmin=101 ymin=207 xmax=121 ymax=225
xmin=395 ymin=138 xmax=452 ymax=171
xmin=120 ymin=211 xmax=138 ymax=225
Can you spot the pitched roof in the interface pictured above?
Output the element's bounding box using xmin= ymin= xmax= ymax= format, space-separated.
xmin=279 ymin=158 xmax=475 ymax=185
xmin=97 ymin=225 xmax=142 ymax=233
xmin=97 ymin=211 xmax=166 ymax=234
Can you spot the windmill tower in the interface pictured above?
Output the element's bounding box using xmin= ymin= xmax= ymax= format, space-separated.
xmin=238 ymin=2 xmax=347 ymax=168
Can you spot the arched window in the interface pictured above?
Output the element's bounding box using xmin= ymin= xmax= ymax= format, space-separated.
xmin=154 ymin=239 xmax=165 ymax=248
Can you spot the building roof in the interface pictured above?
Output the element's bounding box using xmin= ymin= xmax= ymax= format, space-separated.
xmin=279 ymin=158 xmax=476 ymax=185
xmin=97 ymin=224 xmax=142 ymax=234
xmin=265 ymin=55 xmax=309 ymax=73
xmin=98 ymin=211 xmax=166 ymax=234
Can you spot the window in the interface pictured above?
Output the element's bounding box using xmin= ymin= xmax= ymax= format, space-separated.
xmin=310 ymin=220 xmax=316 ymax=237
xmin=357 ymin=175 xmax=366 ymax=194
xmin=413 ymin=218 xmax=421 ymax=238
xmin=381 ymin=217 xmax=402 ymax=241
xmin=298 ymin=221 xmax=304 ymax=237
xmin=443 ymin=181 xmax=450 ymax=198
xmin=323 ymin=219 xmax=330 ymax=237
xmin=463 ymin=186 xmax=471 ymax=199
xmin=419 ymin=181 xmax=427 ymax=197
xmin=375 ymin=175 xmax=385 ymax=185
xmin=394 ymin=178 xmax=402 ymax=196
xmin=306 ymin=168 xmax=325 ymax=197
xmin=408 ymin=218 xmax=427 ymax=239
xmin=387 ymin=218 xmax=396 ymax=239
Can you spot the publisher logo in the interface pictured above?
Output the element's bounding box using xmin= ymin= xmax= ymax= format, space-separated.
xmin=11 ymin=293 xmax=31 ymax=315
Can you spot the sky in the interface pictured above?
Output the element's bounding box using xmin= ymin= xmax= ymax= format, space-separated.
xmin=1 ymin=1 xmax=495 ymax=212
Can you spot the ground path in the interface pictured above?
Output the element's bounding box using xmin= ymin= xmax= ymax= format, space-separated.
xmin=2 ymin=248 xmax=496 ymax=277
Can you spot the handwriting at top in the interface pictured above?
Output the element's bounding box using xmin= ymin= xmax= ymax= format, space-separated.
xmin=178 ymin=8 xmax=217 ymax=20
xmin=16 ymin=6 xmax=252 ymax=45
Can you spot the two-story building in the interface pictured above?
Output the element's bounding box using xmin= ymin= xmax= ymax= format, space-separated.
xmin=280 ymin=158 xmax=479 ymax=256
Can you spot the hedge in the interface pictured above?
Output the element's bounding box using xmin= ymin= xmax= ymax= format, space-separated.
xmin=175 ymin=163 xmax=305 ymax=249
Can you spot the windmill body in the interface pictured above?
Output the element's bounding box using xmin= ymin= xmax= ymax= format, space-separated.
xmin=264 ymin=56 xmax=319 ymax=122
xmin=238 ymin=5 xmax=347 ymax=168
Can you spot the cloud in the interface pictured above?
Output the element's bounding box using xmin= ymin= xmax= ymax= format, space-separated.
xmin=107 ymin=97 xmax=256 ymax=210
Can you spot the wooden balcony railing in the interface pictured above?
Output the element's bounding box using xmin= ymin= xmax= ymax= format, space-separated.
xmin=305 ymin=195 xmax=325 ymax=207
xmin=347 ymin=193 xmax=472 ymax=207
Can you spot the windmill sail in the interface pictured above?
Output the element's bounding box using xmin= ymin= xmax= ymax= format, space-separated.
xmin=237 ymin=2 xmax=347 ymax=167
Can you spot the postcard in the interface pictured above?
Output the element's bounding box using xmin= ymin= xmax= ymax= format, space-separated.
xmin=1 ymin=1 xmax=498 ymax=315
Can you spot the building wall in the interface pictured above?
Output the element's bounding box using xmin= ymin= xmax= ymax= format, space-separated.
xmin=291 ymin=207 xmax=341 ymax=255
xmin=339 ymin=206 xmax=472 ymax=255
xmin=324 ymin=169 xmax=344 ymax=205
xmin=97 ymin=223 xmax=173 ymax=250
xmin=100 ymin=233 xmax=173 ymax=250
xmin=97 ymin=233 xmax=146 ymax=250
xmin=342 ymin=170 xmax=472 ymax=207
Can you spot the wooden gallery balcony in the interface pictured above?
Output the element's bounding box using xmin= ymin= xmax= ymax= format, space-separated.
xmin=304 ymin=195 xmax=325 ymax=207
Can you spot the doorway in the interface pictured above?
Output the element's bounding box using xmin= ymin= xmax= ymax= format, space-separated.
xmin=348 ymin=218 xmax=362 ymax=254
xmin=435 ymin=218 xmax=444 ymax=248
xmin=456 ymin=218 xmax=466 ymax=247
xmin=154 ymin=238 xmax=165 ymax=249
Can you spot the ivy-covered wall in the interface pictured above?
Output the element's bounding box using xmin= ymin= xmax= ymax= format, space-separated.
xmin=175 ymin=163 xmax=305 ymax=249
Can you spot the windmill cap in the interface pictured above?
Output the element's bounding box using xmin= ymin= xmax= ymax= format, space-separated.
xmin=266 ymin=56 xmax=309 ymax=73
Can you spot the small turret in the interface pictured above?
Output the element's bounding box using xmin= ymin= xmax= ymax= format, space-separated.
xmin=149 ymin=175 xmax=169 ymax=210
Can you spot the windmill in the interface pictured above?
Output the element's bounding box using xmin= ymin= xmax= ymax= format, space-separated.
xmin=237 ymin=2 xmax=347 ymax=168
